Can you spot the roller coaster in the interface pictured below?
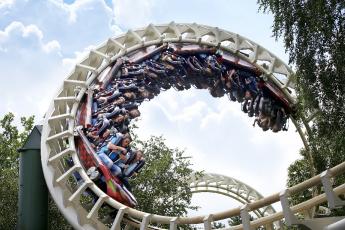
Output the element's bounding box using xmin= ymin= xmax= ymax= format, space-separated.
xmin=41 ymin=22 xmax=345 ymax=229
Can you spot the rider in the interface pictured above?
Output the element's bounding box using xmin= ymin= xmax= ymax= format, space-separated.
xmin=117 ymin=149 xmax=146 ymax=191
xmin=97 ymin=133 xmax=132 ymax=177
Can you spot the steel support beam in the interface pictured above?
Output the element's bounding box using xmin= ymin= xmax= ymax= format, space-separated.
xmin=18 ymin=125 xmax=48 ymax=230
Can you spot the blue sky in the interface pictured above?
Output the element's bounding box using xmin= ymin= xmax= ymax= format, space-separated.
xmin=0 ymin=0 xmax=302 ymax=216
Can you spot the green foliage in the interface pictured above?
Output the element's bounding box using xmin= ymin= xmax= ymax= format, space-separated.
xmin=211 ymin=221 xmax=226 ymax=229
xmin=0 ymin=113 xmax=71 ymax=229
xmin=287 ymin=153 xmax=313 ymax=205
xmin=0 ymin=112 xmax=34 ymax=229
xmin=0 ymin=113 xmax=34 ymax=169
xmin=131 ymin=135 xmax=199 ymax=217
xmin=47 ymin=196 xmax=72 ymax=230
xmin=258 ymin=0 xmax=345 ymax=216
xmin=228 ymin=215 xmax=242 ymax=226
xmin=0 ymin=165 xmax=20 ymax=229
xmin=257 ymin=0 xmax=345 ymax=132
xmin=228 ymin=215 xmax=254 ymax=227
xmin=257 ymin=0 xmax=345 ymax=147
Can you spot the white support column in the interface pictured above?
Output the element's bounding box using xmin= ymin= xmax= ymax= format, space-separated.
xmin=87 ymin=194 xmax=106 ymax=220
xmin=64 ymin=79 xmax=88 ymax=88
xmin=55 ymin=165 xmax=80 ymax=185
xmin=279 ymin=189 xmax=300 ymax=226
xmin=240 ymin=204 xmax=252 ymax=230
xmin=48 ymin=148 xmax=74 ymax=164
xmin=68 ymin=181 xmax=90 ymax=203
xmin=169 ymin=217 xmax=178 ymax=230
xmin=111 ymin=207 xmax=128 ymax=230
xmin=321 ymin=170 xmax=345 ymax=209
xmin=46 ymin=130 xmax=73 ymax=143
xmin=76 ymin=64 xmax=97 ymax=74
xmin=91 ymin=49 xmax=110 ymax=61
xmin=140 ymin=213 xmax=152 ymax=230
xmin=203 ymin=214 xmax=213 ymax=230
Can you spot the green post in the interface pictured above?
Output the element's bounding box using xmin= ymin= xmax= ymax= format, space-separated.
xmin=18 ymin=125 xmax=48 ymax=230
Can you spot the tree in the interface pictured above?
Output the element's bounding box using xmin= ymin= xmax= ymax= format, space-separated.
xmin=287 ymin=151 xmax=313 ymax=206
xmin=47 ymin=196 xmax=72 ymax=230
xmin=131 ymin=135 xmax=200 ymax=217
xmin=0 ymin=113 xmax=34 ymax=169
xmin=228 ymin=215 xmax=243 ymax=226
xmin=258 ymin=0 xmax=345 ymax=215
xmin=211 ymin=221 xmax=226 ymax=229
xmin=0 ymin=113 xmax=34 ymax=229
xmin=228 ymin=215 xmax=255 ymax=228
xmin=0 ymin=112 xmax=71 ymax=229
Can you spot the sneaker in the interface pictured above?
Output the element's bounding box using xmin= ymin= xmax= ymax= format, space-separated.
xmin=87 ymin=166 xmax=100 ymax=181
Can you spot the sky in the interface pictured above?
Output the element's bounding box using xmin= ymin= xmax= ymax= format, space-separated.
xmin=0 ymin=0 xmax=303 ymax=219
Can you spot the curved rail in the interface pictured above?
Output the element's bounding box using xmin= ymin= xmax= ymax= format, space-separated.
xmin=40 ymin=22 xmax=345 ymax=230
xmin=189 ymin=172 xmax=277 ymax=219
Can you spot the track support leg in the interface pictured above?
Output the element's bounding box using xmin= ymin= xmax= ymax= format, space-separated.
xmin=18 ymin=125 xmax=48 ymax=230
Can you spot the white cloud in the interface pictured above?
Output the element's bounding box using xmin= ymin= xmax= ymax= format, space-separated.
xmin=44 ymin=0 xmax=123 ymax=47
xmin=42 ymin=40 xmax=61 ymax=53
xmin=158 ymin=99 xmax=207 ymax=123
xmin=0 ymin=21 xmax=43 ymax=41
xmin=0 ymin=21 xmax=20 ymax=42
xmin=0 ymin=0 xmax=122 ymax=120
xmin=48 ymin=0 xmax=113 ymax=23
xmin=0 ymin=0 xmax=15 ymax=9
xmin=200 ymin=111 xmax=221 ymax=129
xmin=22 ymin=23 xmax=43 ymax=39
xmin=0 ymin=21 xmax=64 ymax=121
xmin=0 ymin=21 xmax=61 ymax=54
xmin=135 ymin=88 xmax=303 ymax=209
xmin=112 ymin=0 xmax=156 ymax=29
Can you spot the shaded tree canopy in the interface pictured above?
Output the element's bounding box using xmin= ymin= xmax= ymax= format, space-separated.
xmin=0 ymin=113 xmax=73 ymax=229
xmin=258 ymin=0 xmax=345 ymax=215
xmin=257 ymin=0 xmax=345 ymax=134
xmin=131 ymin=135 xmax=200 ymax=217
xmin=0 ymin=113 xmax=35 ymax=229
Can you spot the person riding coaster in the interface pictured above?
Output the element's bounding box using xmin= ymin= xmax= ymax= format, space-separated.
xmin=75 ymin=43 xmax=298 ymax=211
xmin=75 ymin=126 xmax=138 ymax=207
xmin=116 ymin=149 xmax=145 ymax=192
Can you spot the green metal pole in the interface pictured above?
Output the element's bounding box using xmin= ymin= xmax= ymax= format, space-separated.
xmin=17 ymin=125 xmax=48 ymax=230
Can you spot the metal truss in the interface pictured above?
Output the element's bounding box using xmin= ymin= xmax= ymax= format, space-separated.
xmin=40 ymin=22 xmax=345 ymax=230
xmin=190 ymin=172 xmax=276 ymax=218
